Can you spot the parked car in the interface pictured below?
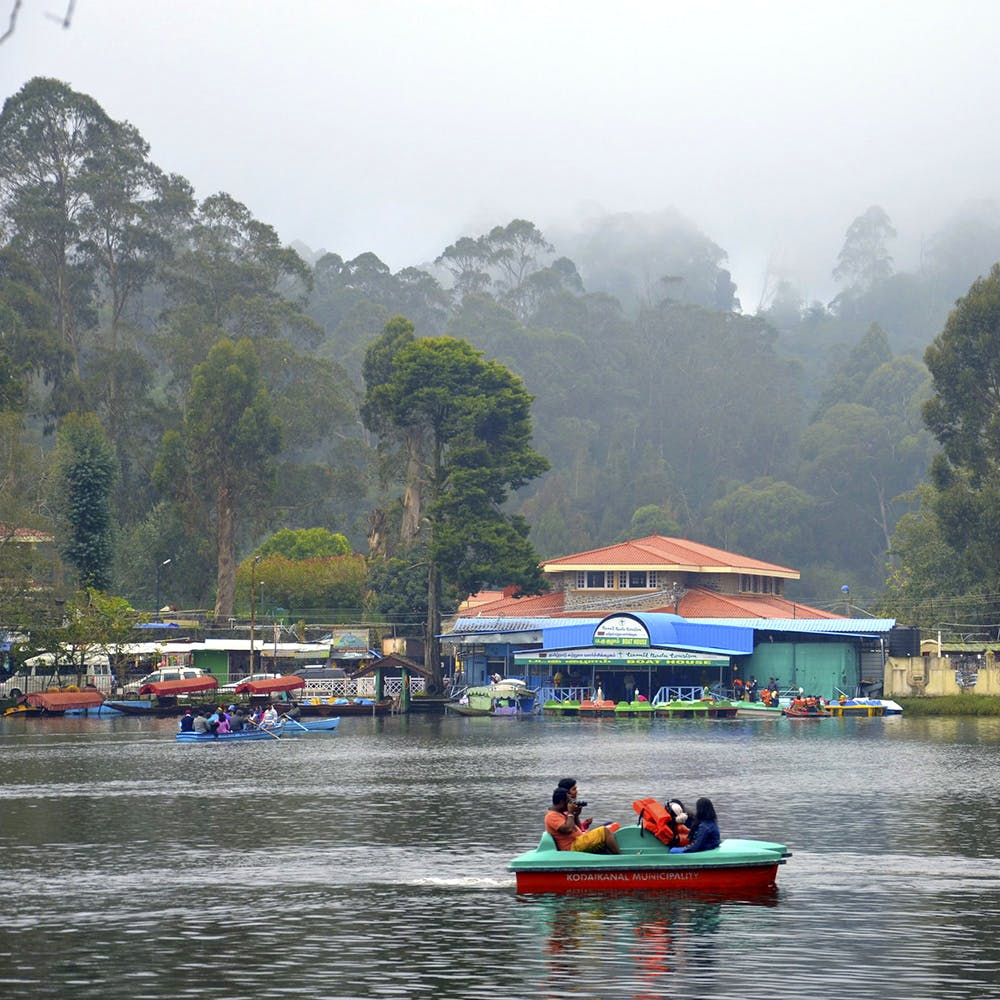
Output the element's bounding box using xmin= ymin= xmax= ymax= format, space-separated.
xmin=122 ymin=666 xmax=210 ymax=695
xmin=219 ymin=672 xmax=280 ymax=692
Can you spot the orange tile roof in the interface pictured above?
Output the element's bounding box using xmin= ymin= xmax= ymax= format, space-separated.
xmin=456 ymin=585 xmax=837 ymax=621
xmin=673 ymin=587 xmax=838 ymax=619
xmin=458 ymin=590 xmax=571 ymax=618
xmin=542 ymin=535 xmax=798 ymax=578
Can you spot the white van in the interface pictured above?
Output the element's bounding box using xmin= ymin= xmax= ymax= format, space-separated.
xmin=0 ymin=660 xmax=115 ymax=699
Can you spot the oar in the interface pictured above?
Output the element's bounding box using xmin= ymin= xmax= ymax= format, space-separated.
xmin=248 ymin=718 xmax=282 ymax=740
xmin=281 ymin=713 xmax=309 ymax=732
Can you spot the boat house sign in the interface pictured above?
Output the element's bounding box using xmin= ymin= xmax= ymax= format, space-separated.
xmin=516 ymin=648 xmax=729 ymax=668
xmin=593 ymin=614 xmax=650 ymax=648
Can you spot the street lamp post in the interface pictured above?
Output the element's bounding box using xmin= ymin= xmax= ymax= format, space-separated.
xmin=249 ymin=556 xmax=262 ymax=674
xmin=155 ymin=558 xmax=172 ymax=621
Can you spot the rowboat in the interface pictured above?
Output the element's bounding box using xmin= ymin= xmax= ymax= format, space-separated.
xmin=509 ymin=824 xmax=790 ymax=895
xmin=782 ymin=699 xmax=831 ymax=718
xmin=174 ymin=717 xmax=340 ymax=742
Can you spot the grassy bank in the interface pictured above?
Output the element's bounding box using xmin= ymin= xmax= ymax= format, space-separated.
xmin=896 ymin=695 xmax=1000 ymax=717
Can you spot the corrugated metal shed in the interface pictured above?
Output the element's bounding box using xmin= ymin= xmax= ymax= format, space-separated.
xmin=688 ymin=618 xmax=896 ymax=636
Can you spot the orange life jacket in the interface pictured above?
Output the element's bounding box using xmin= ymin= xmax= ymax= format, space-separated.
xmin=632 ymin=797 xmax=689 ymax=847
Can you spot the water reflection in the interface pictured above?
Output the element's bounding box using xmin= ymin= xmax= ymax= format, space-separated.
xmin=520 ymin=891 xmax=778 ymax=999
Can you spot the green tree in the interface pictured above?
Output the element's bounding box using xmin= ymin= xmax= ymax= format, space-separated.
xmin=703 ymin=478 xmax=818 ymax=571
xmin=0 ymin=77 xmax=109 ymax=382
xmin=832 ymin=205 xmax=896 ymax=295
xmin=879 ymin=484 xmax=972 ymax=627
xmin=362 ymin=331 xmax=549 ymax=688
xmin=623 ymin=504 xmax=682 ymax=541
xmin=234 ymin=553 xmax=365 ymax=616
xmin=157 ymin=338 xmax=281 ymax=619
xmin=256 ymin=527 xmax=351 ymax=560
xmin=23 ymin=588 xmax=139 ymax=675
xmin=52 ymin=412 xmax=116 ymax=590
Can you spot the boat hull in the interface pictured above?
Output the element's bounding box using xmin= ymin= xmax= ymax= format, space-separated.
xmin=175 ymin=718 xmax=340 ymax=742
xmin=510 ymin=827 xmax=789 ymax=896
xmin=733 ymin=700 xmax=783 ymax=718
xmin=513 ymin=860 xmax=781 ymax=895
xmin=293 ymin=699 xmax=391 ymax=717
xmin=827 ymin=701 xmax=885 ymax=717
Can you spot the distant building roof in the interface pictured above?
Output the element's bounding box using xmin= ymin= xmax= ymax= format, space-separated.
xmin=455 ymin=585 xmax=836 ymax=622
xmin=542 ymin=535 xmax=799 ymax=579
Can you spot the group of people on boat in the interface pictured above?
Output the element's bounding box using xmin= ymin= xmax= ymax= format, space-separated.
xmin=734 ymin=676 xmax=781 ymax=704
xmin=544 ymin=777 xmax=721 ymax=856
xmin=178 ymin=701 xmax=297 ymax=735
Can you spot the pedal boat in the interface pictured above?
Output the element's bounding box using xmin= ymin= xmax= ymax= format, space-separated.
xmin=509 ymin=824 xmax=789 ymax=895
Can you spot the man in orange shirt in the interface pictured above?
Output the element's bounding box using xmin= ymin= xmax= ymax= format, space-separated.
xmin=545 ymin=788 xmax=620 ymax=853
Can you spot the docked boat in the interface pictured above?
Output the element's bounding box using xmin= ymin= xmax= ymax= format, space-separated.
xmin=732 ymin=699 xmax=784 ymax=718
xmin=295 ymin=697 xmax=393 ymax=717
xmin=827 ymin=699 xmax=885 ymax=717
xmin=831 ymin=697 xmax=903 ymax=716
xmin=509 ymin=823 xmax=790 ymax=895
xmin=542 ymin=699 xmax=580 ymax=716
xmin=653 ymin=698 xmax=738 ymax=720
xmin=613 ymin=700 xmax=654 ymax=718
xmin=107 ymin=675 xmax=221 ymax=716
xmin=175 ymin=717 xmax=340 ymax=742
xmin=577 ymin=698 xmax=617 ymax=718
xmin=782 ymin=698 xmax=831 ymax=718
xmin=450 ymin=679 xmax=536 ymax=716
xmin=3 ymin=689 xmax=107 ymax=717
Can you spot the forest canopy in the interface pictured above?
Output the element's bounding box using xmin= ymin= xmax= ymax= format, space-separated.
xmin=4 ymin=76 xmax=1000 ymax=639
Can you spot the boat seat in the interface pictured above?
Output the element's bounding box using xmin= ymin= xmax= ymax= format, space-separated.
xmin=537 ymin=832 xmax=561 ymax=852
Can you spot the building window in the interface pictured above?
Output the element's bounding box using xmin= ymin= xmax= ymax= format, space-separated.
xmin=649 ymin=571 xmax=658 ymax=588
xmin=583 ymin=570 xmax=611 ymax=588
xmin=628 ymin=571 xmax=648 ymax=588
xmin=619 ymin=571 xmax=628 ymax=588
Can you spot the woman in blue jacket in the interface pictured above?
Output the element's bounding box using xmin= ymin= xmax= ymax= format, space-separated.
xmin=671 ymin=797 xmax=720 ymax=853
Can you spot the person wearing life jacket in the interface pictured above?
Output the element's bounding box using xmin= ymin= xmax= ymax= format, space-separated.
xmin=632 ymin=797 xmax=689 ymax=848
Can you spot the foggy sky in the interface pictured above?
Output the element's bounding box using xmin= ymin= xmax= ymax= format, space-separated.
xmin=4 ymin=0 xmax=1000 ymax=309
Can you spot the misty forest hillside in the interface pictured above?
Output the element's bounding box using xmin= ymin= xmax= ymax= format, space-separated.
xmin=5 ymin=78 xmax=1000 ymax=625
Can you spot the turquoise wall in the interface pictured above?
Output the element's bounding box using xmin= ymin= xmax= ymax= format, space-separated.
xmin=742 ymin=642 xmax=857 ymax=697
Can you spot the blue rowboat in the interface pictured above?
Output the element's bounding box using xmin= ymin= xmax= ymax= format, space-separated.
xmin=175 ymin=717 xmax=340 ymax=742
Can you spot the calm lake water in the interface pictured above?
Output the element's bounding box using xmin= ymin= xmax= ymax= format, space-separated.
xmin=2 ymin=711 xmax=1000 ymax=999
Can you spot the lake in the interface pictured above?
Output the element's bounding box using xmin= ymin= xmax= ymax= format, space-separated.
xmin=1 ymin=711 xmax=999 ymax=999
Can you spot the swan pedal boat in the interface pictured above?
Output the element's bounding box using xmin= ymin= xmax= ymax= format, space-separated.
xmin=509 ymin=824 xmax=790 ymax=895
xmin=175 ymin=717 xmax=340 ymax=742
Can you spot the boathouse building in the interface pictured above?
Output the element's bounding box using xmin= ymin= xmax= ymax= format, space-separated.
xmin=442 ymin=535 xmax=908 ymax=699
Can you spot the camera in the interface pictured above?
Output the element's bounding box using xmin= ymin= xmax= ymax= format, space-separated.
xmin=570 ymin=799 xmax=588 ymax=811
